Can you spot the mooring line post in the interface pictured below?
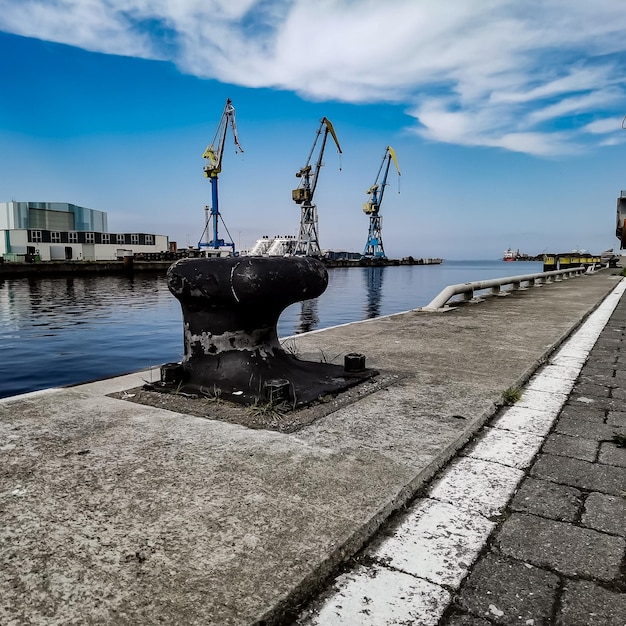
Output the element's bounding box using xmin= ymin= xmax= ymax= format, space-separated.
xmin=165 ymin=256 xmax=376 ymax=407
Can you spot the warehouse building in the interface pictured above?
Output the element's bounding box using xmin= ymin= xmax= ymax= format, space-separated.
xmin=0 ymin=201 xmax=168 ymax=262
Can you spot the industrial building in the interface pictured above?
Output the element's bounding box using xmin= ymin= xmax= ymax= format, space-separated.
xmin=0 ymin=201 xmax=168 ymax=262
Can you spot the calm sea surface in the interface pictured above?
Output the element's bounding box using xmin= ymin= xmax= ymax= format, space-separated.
xmin=0 ymin=260 xmax=542 ymax=398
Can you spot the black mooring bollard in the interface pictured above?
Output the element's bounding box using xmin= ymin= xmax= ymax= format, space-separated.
xmin=165 ymin=256 xmax=376 ymax=406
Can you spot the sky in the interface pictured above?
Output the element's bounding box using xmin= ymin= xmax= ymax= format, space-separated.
xmin=1 ymin=0 xmax=626 ymax=260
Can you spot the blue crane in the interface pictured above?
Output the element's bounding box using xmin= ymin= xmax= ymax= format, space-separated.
xmin=363 ymin=146 xmax=401 ymax=258
xmin=199 ymin=98 xmax=243 ymax=253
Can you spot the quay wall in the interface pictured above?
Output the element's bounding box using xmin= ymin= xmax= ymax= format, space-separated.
xmin=0 ymin=256 xmax=442 ymax=277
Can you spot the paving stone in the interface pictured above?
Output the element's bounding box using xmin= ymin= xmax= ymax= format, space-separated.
xmin=525 ymin=374 xmax=575 ymax=395
xmin=571 ymin=381 xmax=611 ymax=397
xmin=495 ymin=513 xmax=624 ymax=580
xmin=514 ymin=389 xmax=568 ymax=416
xmin=550 ymin=353 xmax=587 ymax=368
xmin=541 ymin=432 xmax=598 ymax=462
xmin=586 ymin=355 xmax=615 ymax=368
xmin=553 ymin=417 xmax=618 ymax=442
xmin=427 ymin=457 xmax=524 ymax=519
xmin=567 ymin=394 xmax=623 ymax=411
xmin=591 ymin=337 xmax=623 ymax=348
xmin=465 ymin=427 xmax=544 ymax=470
xmin=582 ymin=492 xmax=626 ymax=536
xmin=613 ymin=369 xmax=626 ymax=381
xmin=558 ymin=579 xmax=626 ymax=626
xmin=598 ymin=442 xmax=626 ymax=469
xmin=559 ymin=404 xmax=606 ymax=423
xmin=510 ymin=477 xmax=582 ymax=522
xmin=368 ymin=499 xmax=494 ymax=589
xmin=494 ymin=406 xmax=558 ymax=437
xmin=538 ymin=363 xmax=583 ymax=382
xmin=531 ymin=453 xmax=626 ymax=496
xmin=300 ymin=563 xmax=451 ymax=626
xmin=530 ymin=454 xmax=626 ymax=496
xmin=576 ymin=369 xmax=619 ymax=386
xmin=453 ymin=553 xmax=559 ymax=625
xmin=579 ymin=364 xmax=616 ymax=377
xmin=607 ymin=410 xmax=626 ymax=427
xmin=610 ymin=386 xmax=626 ymax=400
xmin=444 ymin=612 xmax=493 ymax=626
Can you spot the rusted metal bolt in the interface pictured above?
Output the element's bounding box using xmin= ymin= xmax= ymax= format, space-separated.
xmin=344 ymin=353 xmax=366 ymax=373
xmin=263 ymin=379 xmax=291 ymax=403
xmin=160 ymin=362 xmax=183 ymax=384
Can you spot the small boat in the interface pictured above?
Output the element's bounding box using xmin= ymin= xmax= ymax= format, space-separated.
xmin=503 ymin=248 xmax=519 ymax=261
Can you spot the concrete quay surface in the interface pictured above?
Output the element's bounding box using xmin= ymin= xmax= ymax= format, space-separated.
xmin=0 ymin=269 xmax=623 ymax=625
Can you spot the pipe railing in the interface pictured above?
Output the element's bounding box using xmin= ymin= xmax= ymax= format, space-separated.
xmin=421 ymin=266 xmax=590 ymax=311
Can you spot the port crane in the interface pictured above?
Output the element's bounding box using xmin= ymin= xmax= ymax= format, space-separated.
xmin=292 ymin=117 xmax=342 ymax=256
xmin=362 ymin=146 xmax=400 ymax=258
xmin=199 ymin=98 xmax=243 ymax=253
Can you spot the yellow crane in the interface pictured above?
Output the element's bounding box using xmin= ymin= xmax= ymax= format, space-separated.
xmin=292 ymin=117 xmax=342 ymax=256
xmin=199 ymin=98 xmax=243 ymax=252
xmin=363 ymin=146 xmax=400 ymax=258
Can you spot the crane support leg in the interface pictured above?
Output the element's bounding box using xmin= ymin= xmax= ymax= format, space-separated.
xmin=363 ymin=215 xmax=385 ymax=258
xmin=295 ymin=203 xmax=321 ymax=256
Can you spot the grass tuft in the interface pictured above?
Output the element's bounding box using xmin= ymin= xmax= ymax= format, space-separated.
xmin=501 ymin=387 xmax=522 ymax=405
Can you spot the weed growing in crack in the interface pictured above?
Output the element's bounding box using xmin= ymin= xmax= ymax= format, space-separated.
xmin=501 ymin=387 xmax=522 ymax=405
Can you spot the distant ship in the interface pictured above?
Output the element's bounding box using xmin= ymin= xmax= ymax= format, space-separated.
xmin=503 ymin=248 xmax=536 ymax=261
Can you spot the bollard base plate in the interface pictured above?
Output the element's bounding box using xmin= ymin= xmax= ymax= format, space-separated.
xmin=154 ymin=354 xmax=378 ymax=408
xmin=110 ymin=370 xmax=401 ymax=434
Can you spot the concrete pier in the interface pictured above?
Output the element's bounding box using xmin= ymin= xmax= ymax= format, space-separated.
xmin=1 ymin=268 xmax=624 ymax=625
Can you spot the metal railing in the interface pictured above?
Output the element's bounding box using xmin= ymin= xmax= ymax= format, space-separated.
xmin=421 ymin=267 xmax=590 ymax=311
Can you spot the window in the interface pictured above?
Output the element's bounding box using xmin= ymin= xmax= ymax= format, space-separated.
xmin=116 ymin=234 xmax=125 ymax=244
xmin=145 ymin=234 xmax=154 ymax=245
xmin=101 ymin=233 xmax=110 ymax=244
xmin=130 ymin=234 xmax=139 ymax=244
xmin=51 ymin=231 xmax=61 ymax=243
xmin=30 ymin=230 xmax=42 ymax=243
xmin=69 ymin=232 xmax=78 ymax=243
xmin=85 ymin=232 xmax=95 ymax=244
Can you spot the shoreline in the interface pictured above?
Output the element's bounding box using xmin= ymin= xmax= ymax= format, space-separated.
xmin=0 ymin=256 xmax=443 ymax=278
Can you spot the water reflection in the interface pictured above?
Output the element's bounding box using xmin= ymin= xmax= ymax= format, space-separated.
xmin=363 ymin=266 xmax=385 ymax=318
xmin=0 ymin=274 xmax=181 ymax=398
xmin=296 ymin=298 xmax=320 ymax=334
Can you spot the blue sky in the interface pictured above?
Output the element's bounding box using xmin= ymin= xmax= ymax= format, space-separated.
xmin=1 ymin=0 xmax=626 ymax=260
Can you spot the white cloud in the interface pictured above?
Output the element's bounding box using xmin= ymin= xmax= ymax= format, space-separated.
xmin=584 ymin=117 xmax=625 ymax=134
xmin=2 ymin=0 xmax=626 ymax=156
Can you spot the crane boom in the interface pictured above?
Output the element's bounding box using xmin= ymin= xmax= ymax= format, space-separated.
xmin=199 ymin=98 xmax=243 ymax=252
xmin=363 ymin=146 xmax=401 ymax=258
xmin=293 ymin=117 xmax=342 ymax=256
xmin=203 ymin=99 xmax=243 ymax=178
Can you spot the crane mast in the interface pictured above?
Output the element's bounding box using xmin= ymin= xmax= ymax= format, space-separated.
xmin=292 ymin=117 xmax=342 ymax=256
xmin=199 ymin=98 xmax=243 ymax=252
xmin=363 ymin=146 xmax=400 ymax=258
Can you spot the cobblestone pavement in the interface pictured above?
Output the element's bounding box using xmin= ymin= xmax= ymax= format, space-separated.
xmin=440 ymin=296 xmax=626 ymax=626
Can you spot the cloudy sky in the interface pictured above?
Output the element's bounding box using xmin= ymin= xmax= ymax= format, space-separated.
xmin=1 ymin=0 xmax=626 ymax=258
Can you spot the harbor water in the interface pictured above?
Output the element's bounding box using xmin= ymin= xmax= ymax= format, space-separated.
xmin=0 ymin=260 xmax=542 ymax=398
